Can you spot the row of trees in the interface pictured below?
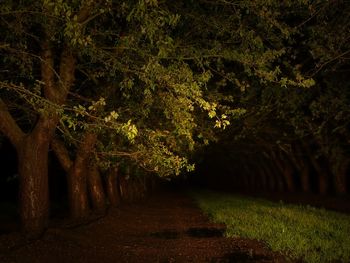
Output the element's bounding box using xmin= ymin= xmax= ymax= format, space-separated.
xmin=197 ymin=1 xmax=350 ymax=196
xmin=1 ymin=0 xmax=347 ymax=237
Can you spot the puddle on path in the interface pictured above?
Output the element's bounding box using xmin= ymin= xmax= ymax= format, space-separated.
xmin=186 ymin=227 xmax=225 ymax=238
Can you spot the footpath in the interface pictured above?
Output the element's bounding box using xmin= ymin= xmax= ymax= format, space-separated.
xmin=0 ymin=190 xmax=287 ymax=262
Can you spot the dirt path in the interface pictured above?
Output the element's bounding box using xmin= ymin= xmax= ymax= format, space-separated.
xmin=0 ymin=190 xmax=288 ymax=263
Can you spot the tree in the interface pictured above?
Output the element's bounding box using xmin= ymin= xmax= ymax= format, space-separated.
xmin=0 ymin=0 xmax=99 ymax=236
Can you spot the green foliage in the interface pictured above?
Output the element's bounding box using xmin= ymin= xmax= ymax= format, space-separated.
xmin=1 ymin=0 xmax=348 ymax=180
xmin=192 ymin=190 xmax=350 ymax=263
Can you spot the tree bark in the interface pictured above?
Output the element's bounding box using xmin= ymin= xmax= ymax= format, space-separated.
xmin=260 ymin=159 xmax=276 ymax=191
xmin=68 ymin=132 xmax=97 ymax=219
xmin=242 ymin=162 xmax=254 ymax=190
xmin=87 ymin=162 xmax=106 ymax=212
xmin=257 ymin=157 xmax=269 ymax=192
xmin=52 ymin=132 xmax=97 ymax=219
xmin=1 ymin=100 xmax=54 ymax=237
xmin=302 ymin=142 xmax=329 ymax=194
xmin=333 ymin=161 xmax=348 ymax=194
xmin=330 ymin=149 xmax=349 ymax=195
xmin=270 ymin=150 xmax=295 ymax=192
xmin=289 ymin=143 xmax=311 ymax=193
xmin=18 ymin=123 xmax=51 ymax=237
xmin=106 ymin=166 xmax=121 ymax=206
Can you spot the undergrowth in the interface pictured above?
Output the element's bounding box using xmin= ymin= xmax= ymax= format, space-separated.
xmin=191 ymin=190 xmax=350 ymax=263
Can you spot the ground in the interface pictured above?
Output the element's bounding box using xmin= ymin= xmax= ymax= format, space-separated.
xmin=0 ymin=190 xmax=289 ymax=263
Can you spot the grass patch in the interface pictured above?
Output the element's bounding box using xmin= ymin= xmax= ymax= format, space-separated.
xmin=191 ymin=190 xmax=350 ymax=263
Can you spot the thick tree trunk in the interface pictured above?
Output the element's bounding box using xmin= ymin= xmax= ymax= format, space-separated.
xmin=307 ymin=152 xmax=329 ymax=194
xmin=134 ymin=177 xmax=146 ymax=200
xmin=18 ymin=132 xmax=50 ymax=237
xmin=242 ymin=164 xmax=252 ymax=190
xmin=284 ymin=166 xmax=295 ymax=193
xmin=106 ymin=166 xmax=121 ymax=206
xmin=318 ymin=173 xmax=329 ymax=195
xmin=270 ymin=150 xmax=295 ymax=192
xmin=262 ymin=159 xmax=282 ymax=191
xmin=302 ymin=140 xmax=329 ymax=194
xmin=257 ymin=157 xmax=270 ymax=192
xmin=1 ymin=99 xmax=54 ymax=237
xmin=291 ymin=143 xmax=310 ymax=193
xmin=260 ymin=160 xmax=276 ymax=191
xmin=333 ymin=162 xmax=348 ymax=194
xmin=331 ymin=155 xmax=349 ymax=195
xmin=68 ymin=163 xmax=90 ymax=219
xmin=119 ymin=175 xmax=126 ymax=200
xmin=51 ymin=131 xmax=99 ymax=220
xmin=87 ymin=162 xmax=106 ymax=212
xmin=273 ymin=171 xmax=285 ymax=192
xmin=68 ymin=132 xmax=97 ymax=219
xmin=300 ymin=167 xmax=310 ymax=193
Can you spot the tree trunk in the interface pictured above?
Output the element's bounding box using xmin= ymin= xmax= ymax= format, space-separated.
xmin=119 ymin=175 xmax=126 ymax=200
xmin=242 ymin=162 xmax=254 ymax=190
xmin=260 ymin=160 xmax=276 ymax=191
xmin=274 ymin=170 xmax=285 ymax=192
xmin=87 ymin=162 xmax=106 ymax=213
xmin=257 ymin=157 xmax=270 ymax=192
xmin=333 ymin=161 xmax=348 ymax=194
xmin=291 ymin=143 xmax=310 ymax=193
xmin=284 ymin=166 xmax=295 ymax=193
xmin=106 ymin=168 xmax=121 ymax=207
xmin=52 ymin=131 xmax=98 ymax=219
xmin=1 ymin=99 xmax=55 ymax=237
xmin=68 ymin=132 xmax=97 ymax=219
xmin=302 ymin=140 xmax=329 ymax=194
xmin=18 ymin=131 xmax=50 ymax=238
xmin=300 ymin=167 xmax=310 ymax=193
xmin=68 ymin=164 xmax=89 ymax=219
xmin=330 ymin=152 xmax=349 ymax=195
xmin=307 ymin=151 xmax=329 ymax=194
xmin=270 ymin=150 xmax=295 ymax=192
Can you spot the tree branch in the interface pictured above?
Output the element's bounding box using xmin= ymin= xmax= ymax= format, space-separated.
xmin=0 ymin=98 xmax=25 ymax=148
xmin=58 ymin=47 xmax=76 ymax=101
xmin=41 ymin=40 xmax=60 ymax=102
xmin=51 ymin=138 xmax=73 ymax=172
xmin=76 ymin=0 xmax=103 ymax=24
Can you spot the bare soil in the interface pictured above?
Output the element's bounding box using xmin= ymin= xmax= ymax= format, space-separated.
xmin=0 ymin=190 xmax=289 ymax=263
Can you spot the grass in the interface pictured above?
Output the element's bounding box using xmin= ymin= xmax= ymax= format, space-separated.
xmin=191 ymin=190 xmax=350 ymax=263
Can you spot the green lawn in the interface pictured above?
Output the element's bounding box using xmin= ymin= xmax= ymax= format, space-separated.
xmin=191 ymin=190 xmax=350 ymax=263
